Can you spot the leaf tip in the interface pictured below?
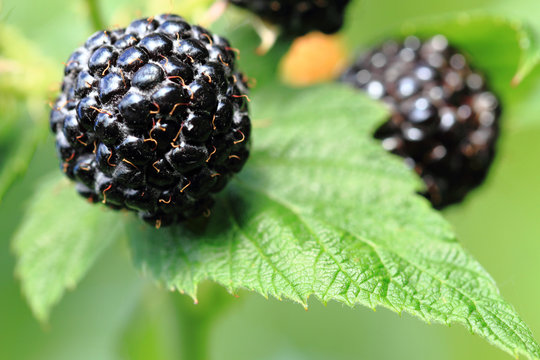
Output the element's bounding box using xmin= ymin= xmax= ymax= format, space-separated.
xmin=38 ymin=317 xmax=52 ymax=331
xmin=511 ymin=73 xmax=524 ymax=87
xmin=28 ymin=301 xmax=52 ymax=327
xmin=188 ymin=289 xmax=198 ymax=304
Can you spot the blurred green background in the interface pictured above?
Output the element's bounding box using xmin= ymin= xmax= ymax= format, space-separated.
xmin=1 ymin=0 xmax=539 ymax=359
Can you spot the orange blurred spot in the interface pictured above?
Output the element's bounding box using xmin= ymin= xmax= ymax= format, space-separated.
xmin=280 ymin=32 xmax=348 ymax=87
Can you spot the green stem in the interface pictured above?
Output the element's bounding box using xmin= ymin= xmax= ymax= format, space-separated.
xmin=85 ymin=0 xmax=105 ymax=31
xmin=172 ymin=284 xmax=236 ymax=360
xmin=178 ymin=310 xmax=211 ymax=360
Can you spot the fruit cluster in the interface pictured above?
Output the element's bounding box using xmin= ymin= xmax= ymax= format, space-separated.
xmin=230 ymin=0 xmax=351 ymax=36
xmin=50 ymin=14 xmax=251 ymax=227
xmin=341 ymin=35 xmax=500 ymax=208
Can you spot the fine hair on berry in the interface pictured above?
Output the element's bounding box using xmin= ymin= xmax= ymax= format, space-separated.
xmin=50 ymin=14 xmax=252 ymax=228
xmin=341 ymin=35 xmax=501 ymax=208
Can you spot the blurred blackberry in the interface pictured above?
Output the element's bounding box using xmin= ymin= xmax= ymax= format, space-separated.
xmin=229 ymin=0 xmax=351 ymax=36
xmin=50 ymin=14 xmax=251 ymax=228
xmin=341 ymin=35 xmax=500 ymax=208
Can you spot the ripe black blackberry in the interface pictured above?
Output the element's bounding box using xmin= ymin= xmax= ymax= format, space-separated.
xmin=341 ymin=35 xmax=500 ymax=208
xmin=50 ymin=14 xmax=251 ymax=228
xmin=229 ymin=0 xmax=351 ymax=36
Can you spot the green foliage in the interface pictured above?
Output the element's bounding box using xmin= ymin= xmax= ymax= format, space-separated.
xmin=129 ymin=85 xmax=540 ymax=359
xmin=489 ymin=0 xmax=540 ymax=75
xmin=403 ymin=16 xmax=540 ymax=130
xmin=0 ymin=100 xmax=39 ymax=202
xmin=0 ymin=25 xmax=54 ymax=202
xmin=345 ymin=0 xmax=540 ymax=79
xmin=2 ymin=0 xmax=540 ymax=359
xmin=344 ymin=1 xmax=540 ymax=131
xmin=405 ymin=16 xmax=532 ymax=91
xmin=12 ymin=175 xmax=125 ymax=322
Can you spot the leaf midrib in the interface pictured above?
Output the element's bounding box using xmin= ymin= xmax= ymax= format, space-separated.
xmin=234 ymin=177 xmax=437 ymax=313
xmin=250 ymin=150 xmax=408 ymax=184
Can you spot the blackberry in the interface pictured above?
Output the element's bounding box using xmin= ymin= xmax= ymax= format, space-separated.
xmin=229 ymin=0 xmax=351 ymax=36
xmin=341 ymin=35 xmax=500 ymax=208
xmin=50 ymin=14 xmax=251 ymax=228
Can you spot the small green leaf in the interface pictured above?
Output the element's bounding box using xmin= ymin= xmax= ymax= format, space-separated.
xmin=342 ymin=2 xmax=540 ymax=130
xmin=405 ymin=15 xmax=540 ymax=130
xmin=0 ymin=24 xmax=60 ymax=201
xmin=408 ymin=16 xmax=531 ymax=88
xmin=345 ymin=1 xmax=540 ymax=83
xmin=0 ymin=99 xmax=48 ymax=203
xmin=347 ymin=13 xmax=534 ymax=95
xmin=0 ymin=24 xmax=60 ymax=98
xmin=0 ymin=124 xmax=40 ymax=202
xmin=488 ymin=0 xmax=540 ymax=81
xmin=129 ymin=84 xmax=540 ymax=360
xmin=12 ymin=174 xmax=125 ymax=322
xmin=344 ymin=0 xmax=493 ymax=46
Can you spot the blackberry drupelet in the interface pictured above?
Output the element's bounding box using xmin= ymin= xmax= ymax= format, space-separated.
xmin=229 ymin=0 xmax=350 ymax=36
xmin=341 ymin=35 xmax=500 ymax=208
xmin=50 ymin=14 xmax=251 ymax=228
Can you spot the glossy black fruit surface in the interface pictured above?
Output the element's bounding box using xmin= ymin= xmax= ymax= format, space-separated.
xmin=51 ymin=14 xmax=251 ymax=227
xmin=230 ymin=0 xmax=351 ymax=36
xmin=341 ymin=35 xmax=501 ymax=208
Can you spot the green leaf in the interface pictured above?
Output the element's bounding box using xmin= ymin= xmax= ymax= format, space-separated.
xmin=488 ymin=0 xmax=540 ymax=79
xmin=0 ymin=100 xmax=47 ymax=203
xmin=129 ymin=84 xmax=540 ymax=360
xmin=403 ymin=16 xmax=529 ymax=89
xmin=12 ymin=174 xmax=125 ymax=322
xmin=345 ymin=13 xmax=532 ymax=100
xmin=344 ymin=9 xmax=540 ymax=127
xmin=342 ymin=0 xmax=490 ymax=54
xmin=0 ymin=125 xmax=40 ymax=202
xmin=405 ymin=15 xmax=540 ymax=130
xmin=0 ymin=24 xmax=59 ymax=202
xmin=0 ymin=24 xmax=60 ymax=98
xmin=345 ymin=1 xmax=540 ymax=82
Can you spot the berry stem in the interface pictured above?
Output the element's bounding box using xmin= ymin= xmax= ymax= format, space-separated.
xmin=199 ymin=0 xmax=229 ymax=27
xmin=171 ymin=283 xmax=236 ymax=360
xmin=86 ymin=0 xmax=105 ymax=31
xmin=178 ymin=312 xmax=210 ymax=360
xmin=253 ymin=18 xmax=279 ymax=55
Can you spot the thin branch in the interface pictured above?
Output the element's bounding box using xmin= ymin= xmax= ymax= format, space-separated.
xmin=85 ymin=0 xmax=105 ymax=31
